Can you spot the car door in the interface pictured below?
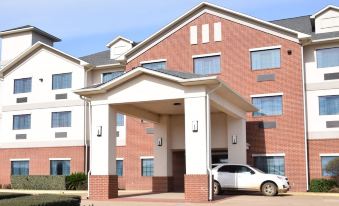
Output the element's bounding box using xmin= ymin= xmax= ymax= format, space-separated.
xmin=217 ymin=165 xmax=237 ymax=188
xmin=235 ymin=165 xmax=258 ymax=190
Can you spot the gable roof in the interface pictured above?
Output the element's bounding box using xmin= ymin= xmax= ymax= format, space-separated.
xmin=79 ymin=50 xmax=120 ymax=67
xmin=0 ymin=25 xmax=61 ymax=42
xmin=311 ymin=5 xmax=339 ymax=19
xmin=106 ymin=36 xmax=134 ymax=48
xmin=0 ymin=42 xmax=88 ymax=78
xmin=123 ymin=2 xmax=310 ymax=62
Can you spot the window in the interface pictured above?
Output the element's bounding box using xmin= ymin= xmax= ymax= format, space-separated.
xmin=116 ymin=160 xmax=123 ymax=176
xmin=14 ymin=78 xmax=32 ymax=94
xmin=11 ymin=161 xmax=29 ymax=176
xmin=102 ymin=71 xmax=124 ymax=83
xmin=254 ymin=156 xmax=285 ymax=176
xmin=236 ymin=166 xmax=253 ymax=173
xmin=52 ymin=111 xmax=71 ymax=128
xmin=319 ymin=95 xmax=339 ymax=115
xmin=193 ymin=55 xmax=221 ymax=75
xmin=317 ymin=47 xmax=339 ymax=68
xmin=50 ymin=160 xmax=70 ymax=175
xmin=13 ymin=114 xmax=31 ymax=130
xmin=141 ymin=61 xmax=166 ymax=70
xmin=52 ymin=73 xmax=72 ymax=90
xmin=252 ymin=95 xmax=282 ymax=116
xmin=116 ymin=113 xmax=124 ymax=127
xmin=251 ymin=49 xmax=280 ymax=70
xmin=141 ymin=158 xmax=153 ymax=176
xmin=218 ymin=165 xmax=237 ymax=173
xmin=321 ymin=156 xmax=339 ymax=176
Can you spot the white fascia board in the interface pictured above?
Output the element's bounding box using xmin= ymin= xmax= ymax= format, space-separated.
xmin=250 ymin=92 xmax=284 ymax=98
xmin=249 ymin=45 xmax=281 ymax=52
xmin=49 ymin=158 xmax=72 ymax=160
xmin=192 ymin=52 xmax=221 ymax=58
xmin=311 ymin=5 xmax=339 ymax=18
xmin=320 ymin=153 xmax=339 ymax=157
xmin=0 ymin=27 xmax=34 ymax=37
xmin=116 ymin=158 xmax=124 ymax=160
xmin=311 ymin=37 xmax=339 ymax=44
xmin=140 ymin=59 xmax=167 ymax=64
xmin=106 ymin=36 xmax=134 ymax=48
xmin=10 ymin=158 xmax=30 ymax=161
xmin=140 ymin=156 xmax=154 ymax=159
xmin=252 ymin=153 xmax=285 ymax=157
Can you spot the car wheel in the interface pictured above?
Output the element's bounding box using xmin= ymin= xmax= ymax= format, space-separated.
xmin=261 ymin=182 xmax=278 ymax=196
xmin=213 ymin=181 xmax=221 ymax=195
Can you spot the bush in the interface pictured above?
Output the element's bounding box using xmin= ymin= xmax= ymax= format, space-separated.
xmin=310 ymin=179 xmax=337 ymax=192
xmin=65 ymin=173 xmax=87 ymax=190
xmin=11 ymin=176 xmax=66 ymax=190
xmin=0 ymin=194 xmax=80 ymax=206
xmin=0 ymin=193 xmax=30 ymax=200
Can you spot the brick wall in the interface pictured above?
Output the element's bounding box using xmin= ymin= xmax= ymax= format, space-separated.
xmin=0 ymin=146 xmax=85 ymax=185
xmin=184 ymin=174 xmax=210 ymax=202
xmin=125 ymin=13 xmax=307 ymax=191
xmin=89 ymin=175 xmax=118 ymax=200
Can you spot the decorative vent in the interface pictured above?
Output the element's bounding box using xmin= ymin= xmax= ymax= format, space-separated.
xmin=55 ymin=132 xmax=67 ymax=138
xmin=16 ymin=97 xmax=28 ymax=103
xmin=257 ymin=74 xmax=275 ymax=82
xmin=326 ymin=121 xmax=339 ymax=128
xmin=259 ymin=121 xmax=277 ymax=129
xmin=146 ymin=128 xmax=155 ymax=134
xmin=16 ymin=134 xmax=27 ymax=139
xmin=55 ymin=93 xmax=67 ymax=100
xmin=324 ymin=72 xmax=339 ymax=80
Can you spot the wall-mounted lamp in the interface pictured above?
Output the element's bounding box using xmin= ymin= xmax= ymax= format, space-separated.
xmin=232 ymin=135 xmax=237 ymax=144
xmin=97 ymin=126 xmax=102 ymax=137
xmin=157 ymin=137 xmax=163 ymax=146
xmin=287 ymin=50 xmax=292 ymax=55
xmin=39 ymin=78 xmax=43 ymax=82
xmin=192 ymin=120 xmax=198 ymax=132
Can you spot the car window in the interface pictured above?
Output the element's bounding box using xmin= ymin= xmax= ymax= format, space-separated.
xmin=218 ymin=165 xmax=237 ymax=173
xmin=235 ymin=166 xmax=253 ymax=173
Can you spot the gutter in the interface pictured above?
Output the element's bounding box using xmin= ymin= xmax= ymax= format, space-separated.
xmin=206 ymin=83 xmax=222 ymax=201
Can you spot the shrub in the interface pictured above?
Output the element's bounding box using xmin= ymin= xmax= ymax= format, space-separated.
xmin=310 ymin=179 xmax=337 ymax=192
xmin=0 ymin=194 xmax=80 ymax=206
xmin=11 ymin=176 xmax=66 ymax=190
xmin=65 ymin=173 xmax=87 ymax=190
xmin=0 ymin=193 xmax=30 ymax=200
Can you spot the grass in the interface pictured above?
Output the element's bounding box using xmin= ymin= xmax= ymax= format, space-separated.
xmin=0 ymin=193 xmax=80 ymax=206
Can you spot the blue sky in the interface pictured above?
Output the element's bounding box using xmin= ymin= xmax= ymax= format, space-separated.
xmin=0 ymin=0 xmax=338 ymax=57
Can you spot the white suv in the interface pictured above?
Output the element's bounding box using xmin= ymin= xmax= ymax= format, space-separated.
xmin=212 ymin=164 xmax=290 ymax=196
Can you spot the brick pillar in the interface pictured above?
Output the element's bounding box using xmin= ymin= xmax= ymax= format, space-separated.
xmin=152 ymin=176 xmax=173 ymax=193
xmin=89 ymin=175 xmax=118 ymax=200
xmin=184 ymin=174 xmax=210 ymax=202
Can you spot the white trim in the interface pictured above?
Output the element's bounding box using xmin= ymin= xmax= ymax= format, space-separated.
xmin=311 ymin=5 xmax=339 ymax=19
xmin=249 ymin=45 xmax=282 ymax=52
xmin=106 ymin=36 xmax=134 ymax=48
xmin=140 ymin=59 xmax=167 ymax=65
xmin=49 ymin=158 xmax=72 ymax=161
xmin=320 ymin=153 xmax=339 ymax=157
xmin=252 ymin=153 xmax=285 ymax=157
xmin=140 ymin=156 xmax=154 ymax=159
xmin=202 ymin=24 xmax=210 ymax=43
xmin=250 ymin=92 xmax=283 ymax=98
xmin=10 ymin=158 xmax=30 ymax=161
xmin=312 ymin=37 xmax=339 ymax=43
xmin=116 ymin=158 xmax=124 ymax=160
xmin=192 ymin=52 xmax=221 ymax=59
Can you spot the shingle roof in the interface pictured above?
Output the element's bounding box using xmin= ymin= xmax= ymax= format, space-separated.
xmin=79 ymin=50 xmax=119 ymax=66
xmin=270 ymin=15 xmax=339 ymax=41
xmin=0 ymin=25 xmax=61 ymax=42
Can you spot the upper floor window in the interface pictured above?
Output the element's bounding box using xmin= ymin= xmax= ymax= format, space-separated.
xmin=117 ymin=113 xmax=125 ymax=126
xmin=52 ymin=111 xmax=71 ymax=128
xmin=116 ymin=160 xmax=123 ymax=176
xmin=316 ymin=47 xmax=339 ymax=68
xmin=141 ymin=158 xmax=154 ymax=176
xmin=321 ymin=156 xmax=339 ymax=176
xmin=141 ymin=61 xmax=166 ymax=70
xmin=52 ymin=73 xmax=72 ymax=90
xmin=254 ymin=156 xmax=285 ymax=176
xmin=11 ymin=160 xmax=29 ymax=176
xmin=252 ymin=95 xmax=282 ymax=117
xmin=50 ymin=160 xmax=70 ymax=175
xmin=14 ymin=77 xmax=32 ymax=94
xmin=13 ymin=114 xmax=31 ymax=130
xmin=102 ymin=71 xmax=124 ymax=83
xmin=251 ymin=48 xmax=280 ymax=70
xmin=319 ymin=95 xmax=339 ymax=115
xmin=193 ymin=55 xmax=221 ymax=75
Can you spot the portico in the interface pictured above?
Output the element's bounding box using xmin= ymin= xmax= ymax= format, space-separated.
xmin=75 ymin=67 xmax=257 ymax=202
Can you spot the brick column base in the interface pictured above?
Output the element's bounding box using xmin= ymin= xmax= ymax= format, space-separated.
xmin=152 ymin=176 xmax=173 ymax=193
xmin=184 ymin=174 xmax=211 ymax=202
xmin=89 ymin=175 xmax=118 ymax=200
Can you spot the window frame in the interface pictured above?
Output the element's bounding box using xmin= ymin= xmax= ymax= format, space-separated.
xmin=101 ymin=71 xmax=124 ymax=83
xmin=140 ymin=157 xmax=154 ymax=177
xmin=320 ymin=154 xmax=339 ymax=177
xmin=50 ymin=159 xmax=71 ymax=176
xmin=13 ymin=77 xmax=32 ymax=94
xmin=318 ymin=95 xmax=339 ymax=116
xmin=192 ymin=53 xmax=221 ymax=75
xmin=13 ymin=114 xmax=31 ymax=130
xmin=250 ymin=46 xmax=281 ymax=71
xmin=251 ymin=93 xmax=283 ymax=117
xmin=316 ymin=47 xmax=339 ymax=69
xmin=140 ymin=59 xmax=167 ymax=70
xmin=51 ymin=111 xmax=72 ymax=128
xmin=252 ymin=154 xmax=285 ymax=176
xmin=116 ymin=159 xmax=123 ymax=176
xmin=11 ymin=159 xmax=29 ymax=176
xmin=52 ymin=72 xmax=72 ymax=90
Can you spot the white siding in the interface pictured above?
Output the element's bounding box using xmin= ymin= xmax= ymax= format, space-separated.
xmin=315 ymin=9 xmax=339 ymax=33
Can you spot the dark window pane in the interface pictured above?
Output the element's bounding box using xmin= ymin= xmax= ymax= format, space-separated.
xmin=317 ymin=47 xmax=339 ymax=68
xmin=102 ymin=71 xmax=124 ymax=83
xmin=11 ymin=161 xmax=29 ymax=176
xmin=141 ymin=61 xmax=166 ymax=70
xmin=319 ymin=95 xmax=339 ymax=115
xmin=252 ymin=96 xmax=282 ymax=116
xmin=194 ymin=55 xmax=220 ymax=75
xmin=52 ymin=73 xmax=72 ymax=90
xmin=116 ymin=160 xmax=123 ymax=176
xmin=321 ymin=156 xmax=339 ymax=176
xmin=254 ymin=156 xmax=285 ymax=175
xmin=14 ymin=78 xmax=32 ymax=94
xmin=13 ymin=114 xmax=31 ymax=130
xmin=52 ymin=111 xmax=71 ymax=128
xmin=141 ymin=159 xmax=153 ymax=176
xmin=50 ymin=160 xmax=70 ymax=175
xmin=251 ymin=49 xmax=280 ymax=70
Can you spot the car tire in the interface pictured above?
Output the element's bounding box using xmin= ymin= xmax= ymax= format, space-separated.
xmin=261 ymin=182 xmax=278 ymax=196
xmin=213 ymin=181 xmax=221 ymax=195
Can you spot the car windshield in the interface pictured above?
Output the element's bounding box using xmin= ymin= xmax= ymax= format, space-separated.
xmin=252 ymin=167 xmax=266 ymax=174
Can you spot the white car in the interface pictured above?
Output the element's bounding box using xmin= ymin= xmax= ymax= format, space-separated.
xmin=212 ymin=164 xmax=290 ymax=196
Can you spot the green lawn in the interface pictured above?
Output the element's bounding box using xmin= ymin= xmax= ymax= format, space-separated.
xmin=0 ymin=193 xmax=80 ymax=206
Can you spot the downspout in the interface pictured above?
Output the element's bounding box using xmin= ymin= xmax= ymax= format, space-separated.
xmin=301 ymin=45 xmax=310 ymax=191
xmin=206 ymin=83 xmax=222 ymax=201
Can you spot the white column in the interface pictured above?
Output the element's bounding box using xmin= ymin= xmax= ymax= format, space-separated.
xmin=154 ymin=115 xmax=172 ymax=176
xmin=227 ymin=116 xmax=247 ymax=164
xmin=184 ymin=95 xmax=209 ymax=174
xmin=91 ymin=104 xmax=117 ymax=175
